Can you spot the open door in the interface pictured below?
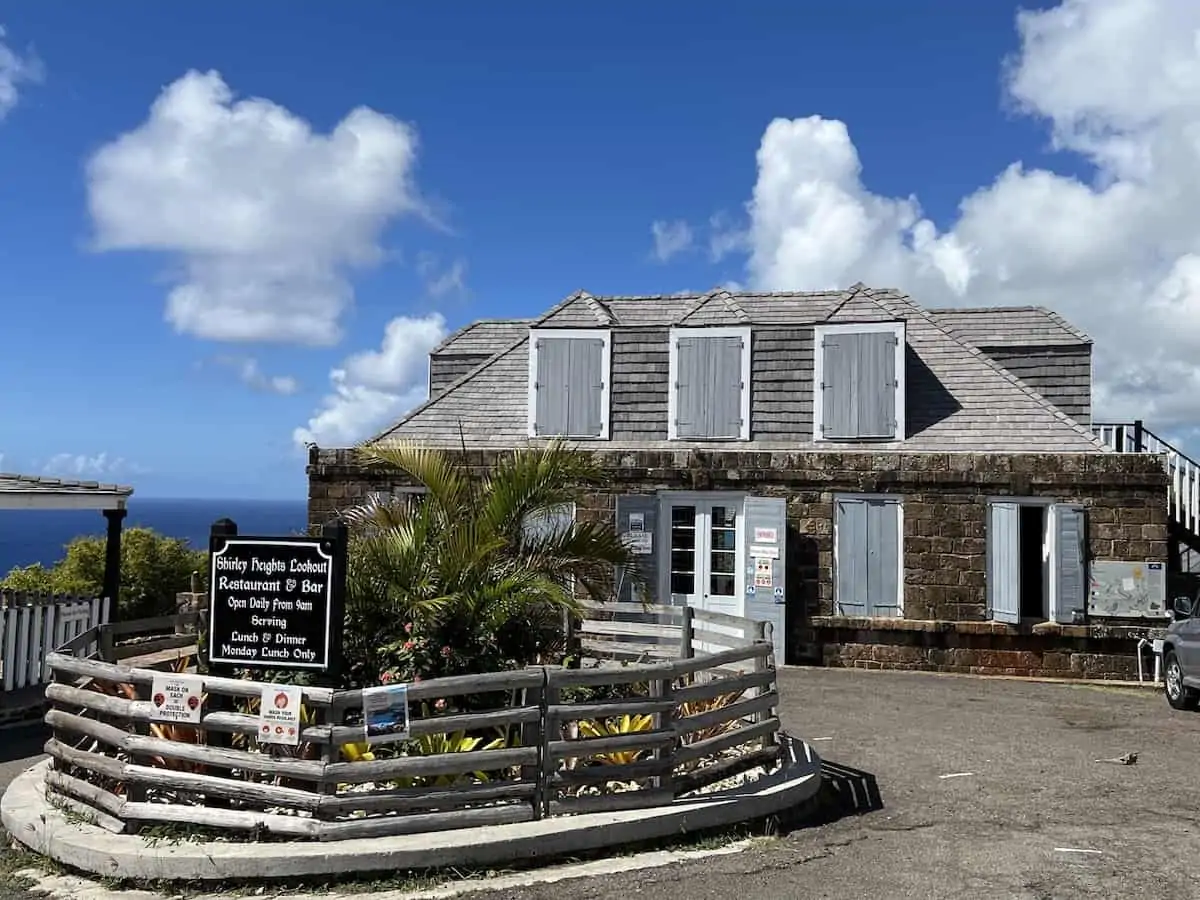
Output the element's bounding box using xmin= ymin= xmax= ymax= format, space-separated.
xmin=1049 ymin=504 xmax=1087 ymax=625
xmin=987 ymin=502 xmax=1021 ymax=624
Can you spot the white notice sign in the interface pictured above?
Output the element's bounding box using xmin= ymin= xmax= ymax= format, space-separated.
xmin=622 ymin=531 xmax=653 ymax=555
xmin=754 ymin=528 xmax=778 ymax=544
xmin=150 ymin=675 xmax=204 ymax=724
xmin=258 ymin=684 xmax=303 ymax=746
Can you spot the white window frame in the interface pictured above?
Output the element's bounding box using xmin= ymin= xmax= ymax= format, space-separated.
xmin=667 ymin=326 xmax=753 ymax=442
xmin=812 ymin=321 xmax=906 ymax=443
xmin=832 ymin=493 xmax=905 ymax=618
xmin=527 ymin=328 xmax=612 ymax=440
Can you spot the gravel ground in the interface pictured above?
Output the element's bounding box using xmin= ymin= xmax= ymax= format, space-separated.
xmin=5 ymin=669 xmax=1200 ymax=899
xmin=470 ymin=668 xmax=1200 ymax=900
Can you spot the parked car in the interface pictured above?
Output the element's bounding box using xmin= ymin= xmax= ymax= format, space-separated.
xmin=1163 ymin=594 xmax=1200 ymax=709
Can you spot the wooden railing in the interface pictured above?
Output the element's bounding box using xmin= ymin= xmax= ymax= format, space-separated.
xmin=1 ymin=592 xmax=108 ymax=693
xmin=577 ymin=601 xmax=774 ymax=663
xmin=41 ymin=609 xmax=781 ymax=840
xmin=1094 ymin=420 xmax=1200 ymax=534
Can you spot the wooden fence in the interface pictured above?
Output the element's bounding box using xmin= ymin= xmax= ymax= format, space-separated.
xmin=1 ymin=592 xmax=108 ymax=693
xmin=577 ymin=601 xmax=771 ymax=663
xmin=41 ymin=607 xmax=781 ymax=841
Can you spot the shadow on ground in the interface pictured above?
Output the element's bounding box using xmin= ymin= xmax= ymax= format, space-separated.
xmin=0 ymin=724 xmax=47 ymax=765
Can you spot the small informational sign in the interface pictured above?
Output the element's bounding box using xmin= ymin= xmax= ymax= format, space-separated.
xmin=754 ymin=527 xmax=778 ymax=544
xmin=750 ymin=544 xmax=780 ymax=560
xmin=362 ymin=684 xmax=411 ymax=745
xmin=258 ymin=684 xmax=303 ymax=746
xmin=622 ymin=531 xmax=653 ymax=555
xmin=628 ymin=513 xmax=645 ymax=533
xmin=754 ymin=557 xmax=774 ymax=588
xmin=774 ymin=586 xmax=785 ymax=604
xmin=149 ymin=675 xmax=204 ymax=724
xmin=208 ymin=526 xmax=346 ymax=672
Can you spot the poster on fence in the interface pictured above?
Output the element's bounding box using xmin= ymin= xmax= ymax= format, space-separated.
xmin=258 ymin=684 xmax=303 ymax=746
xmin=149 ymin=675 xmax=204 ymax=724
xmin=362 ymin=683 xmax=410 ymax=745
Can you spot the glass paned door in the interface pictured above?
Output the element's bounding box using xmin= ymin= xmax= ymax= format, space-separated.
xmin=664 ymin=498 xmax=743 ymax=616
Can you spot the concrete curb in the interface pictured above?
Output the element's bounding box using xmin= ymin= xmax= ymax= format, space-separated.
xmin=781 ymin=664 xmax=1165 ymax=690
xmin=2 ymin=735 xmax=822 ymax=883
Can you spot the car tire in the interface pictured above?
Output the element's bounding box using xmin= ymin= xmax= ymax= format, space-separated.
xmin=1164 ymin=652 xmax=1198 ymax=711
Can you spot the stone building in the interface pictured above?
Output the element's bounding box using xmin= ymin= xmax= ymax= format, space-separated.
xmin=308 ymin=283 xmax=1179 ymax=680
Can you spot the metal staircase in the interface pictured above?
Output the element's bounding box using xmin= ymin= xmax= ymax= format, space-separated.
xmin=1093 ymin=421 xmax=1200 ymax=572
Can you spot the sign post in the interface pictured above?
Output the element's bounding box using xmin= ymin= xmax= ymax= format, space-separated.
xmin=207 ymin=519 xmax=347 ymax=677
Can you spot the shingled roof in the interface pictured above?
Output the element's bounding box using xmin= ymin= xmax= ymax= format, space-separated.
xmin=379 ymin=286 xmax=1104 ymax=453
xmin=927 ymin=306 xmax=1091 ymax=347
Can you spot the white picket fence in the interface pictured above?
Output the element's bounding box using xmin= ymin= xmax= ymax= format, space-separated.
xmin=0 ymin=593 xmax=109 ymax=693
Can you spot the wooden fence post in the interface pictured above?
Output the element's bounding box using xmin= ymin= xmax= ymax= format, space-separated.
xmin=753 ymin=621 xmax=777 ymax=750
xmin=519 ymin=667 xmax=547 ymax=820
xmin=538 ymin=668 xmax=560 ymax=820
xmin=679 ymin=605 xmax=695 ymax=662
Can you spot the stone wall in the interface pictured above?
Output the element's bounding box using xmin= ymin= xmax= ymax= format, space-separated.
xmin=308 ymin=447 xmax=1169 ymax=679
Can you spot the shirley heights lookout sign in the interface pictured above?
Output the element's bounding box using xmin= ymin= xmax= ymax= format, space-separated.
xmin=207 ymin=518 xmax=347 ymax=673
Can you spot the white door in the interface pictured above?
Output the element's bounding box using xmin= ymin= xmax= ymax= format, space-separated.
xmin=664 ymin=497 xmax=743 ymax=617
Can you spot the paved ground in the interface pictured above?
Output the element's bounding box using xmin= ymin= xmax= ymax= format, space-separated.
xmin=0 ymin=722 xmax=47 ymax=900
xmin=474 ymin=668 xmax=1200 ymax=900
xmin=4 ymin=669 xmax=1200 ymax=898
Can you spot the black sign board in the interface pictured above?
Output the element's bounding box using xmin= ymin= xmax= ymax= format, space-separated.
xmin=207 ymin=519 xmax=347 ymax=673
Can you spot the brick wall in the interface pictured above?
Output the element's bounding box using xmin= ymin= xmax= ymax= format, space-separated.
xmin=309 ymin=447 xmax=1169 ymax=678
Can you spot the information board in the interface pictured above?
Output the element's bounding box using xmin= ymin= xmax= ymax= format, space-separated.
xmin=208 ymin=523 xmax=346 ymax=672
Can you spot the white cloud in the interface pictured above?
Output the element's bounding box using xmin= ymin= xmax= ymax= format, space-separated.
xmin=0 ymin=26 xmax=42 ymax=120
xmin=294 ymin=313 xmax=448 ymax=447
xmin=215 ymin=355 xmax=299 ymax=395
xmin=720 ymin=0 xmax=1200 ymax=432
xmin=85 ymin=70 xmax=425 ymax=347
xmin=42 ymin=453 xmax=129 ymax=479
xmin=416 ymin=252 xmax=467 ymax=298
xmin=650 ymin=219 xmax=694 ymax=262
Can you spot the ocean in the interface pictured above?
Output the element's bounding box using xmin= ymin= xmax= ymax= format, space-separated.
xmin=0 ymin=497 xmax=309 ymax=574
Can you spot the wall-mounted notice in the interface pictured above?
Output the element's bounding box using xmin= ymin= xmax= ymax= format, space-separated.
xmin=622 ymin=531 xmax=653 ymax=555
xmin=754 ymin=527 xmax=778 ymax=544
xmin=258 ymin=684 xmax=303 ymax=746
xmin=149 ymin=675 xmax=203 ymax=724
xmin=362 ymin=684 xmax=411 ymax=744
xmin=628 ymin=512 xmax=645 ymax=532
xmin=208 ymin=529 xmax=346 ymax=671
xmin=754 ymin=557 xmax=774 ymax=588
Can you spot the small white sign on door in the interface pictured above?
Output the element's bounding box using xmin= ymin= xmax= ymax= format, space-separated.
xmin=628 ymin=512 xmax=645 ymax=532
xmin=754 ymin=557 xmax=774 ymax=588
xmin=622 ymin=531 xmax=653 ymax=555
xmin=750 ymin=544 xmax=780 ymax=560
xmin=754 ymin=527 xmax=778 ymax=544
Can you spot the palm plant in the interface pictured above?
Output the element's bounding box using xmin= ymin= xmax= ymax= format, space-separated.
xmin=339 ymin=439 xmax=644 ymax=688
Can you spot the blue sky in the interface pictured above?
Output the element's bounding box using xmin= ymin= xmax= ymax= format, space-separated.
xmin=1 ymin=0 xmax=1197 ymax=499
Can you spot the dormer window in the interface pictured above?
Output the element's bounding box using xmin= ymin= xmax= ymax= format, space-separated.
xmin=668 ymin=326 xmax=752 ymax=441
xmin=527 ymin=328 xmax=611 ymax=439
xmin=813 ymin=321 xmax=906 ymax=442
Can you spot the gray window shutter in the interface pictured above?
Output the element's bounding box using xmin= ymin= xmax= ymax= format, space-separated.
xmin=822 ymin=331 xmax=899 ymax=440
xmin=822 ymin=337 xmax=855 ymax=439
xmin=676 ymin=335 xmax=743 ymax=439
xmin=835 ymin=498 xmax=869 ymax=616
xmin=522 ymin=503 xmax=575 ymax=542
xmin=615 ymin=495 xmax=660 ymax=605
xmin=866 ymin=499 xmax=900 ymax=617
xmin=743 ymin=496 xmax=787 ymax=660
xmin=535 ymin=337 xmax=604 ymax=437
xmin=1053 ymin=505 xmax=1087 ymax=624
xmin=535 ymin=338 xmax=570 ymax=436
xmin=857 ymin=332 xmax=897 ymax=439
xmin=987 ymin=502 xmax=1021 ymax=624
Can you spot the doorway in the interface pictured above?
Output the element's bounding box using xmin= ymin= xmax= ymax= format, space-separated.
xmin=1018 ymin=504 xmax=1047 ymax=620
xmin=661 ymin=495 xmax=744 ymax=617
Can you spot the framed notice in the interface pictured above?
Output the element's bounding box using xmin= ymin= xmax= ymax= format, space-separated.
xmin=362 ymin=684 xmax=411 ymax=745
xmin=208 ymin=525 xmax=347 ymax=672
xmin=258 ymin=684 xmax=303 ymax=746
xmin=149 ymin=675 xmax=203 ymax=724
